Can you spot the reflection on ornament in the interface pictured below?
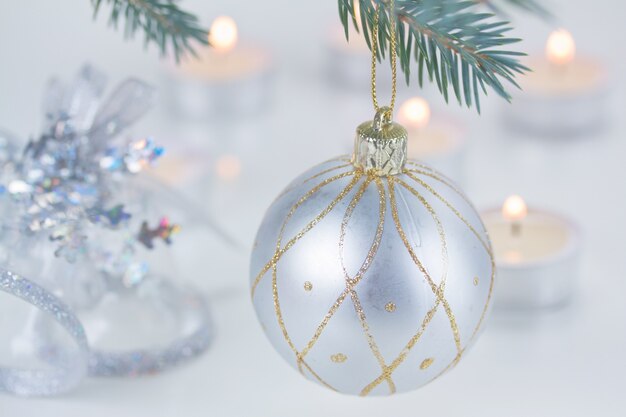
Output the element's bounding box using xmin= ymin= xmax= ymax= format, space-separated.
xmin=304 ymin=281 xmax=313 ymax=292
xmin=473 ymin=276 xmax=479 ymax=286
xmin=250 ymin=110 xmax=494 ymax=396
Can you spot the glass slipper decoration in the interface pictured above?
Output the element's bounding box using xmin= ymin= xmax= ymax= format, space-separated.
xmin=0 ymin=64 xmax=213 ymax=394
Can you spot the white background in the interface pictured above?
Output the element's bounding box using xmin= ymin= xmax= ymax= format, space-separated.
xmin=1 ymin=0 xmax=625 ymax=416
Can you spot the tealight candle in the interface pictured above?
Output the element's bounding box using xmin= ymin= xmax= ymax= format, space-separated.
xmin=397 ymin=97 xmax=467 ymax=183
xmin=505 ymin=29 xmax=609 ymax=135
xmin=164 ymin=16 xmax=273 ymax=120
xmin=481 ymin=196 xmax=582 ymax=310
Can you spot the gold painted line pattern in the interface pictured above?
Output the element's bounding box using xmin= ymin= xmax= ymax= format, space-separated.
xmin=405 ymin=160 xmax=437 ymax=173
xmin=271 ymin=263 xmax=299 ymax=355
xmin=405 ymin=169 xmax=470 ymax=209
xmin=300 ymin=357 xmax=339 ymax=392
xmin=251 ymin=170 xmax=359 ymax=298
xmin=404 ymin=170 xmax=496 ymax=358
xmin=299 ymin=289 xmax=350 ymax=359
xmin=468 ymin=256 xmax=496 ymax=343
xmin=390 ymin=180 xmax=457 ymax=341
xmin=284 ymin=173 xmax=370 ymax=359
xmin=424 ymin=351 xmax=463 ymax=386
xmin=405 ymin=168 xmax=489 ymax=236
xmin=403 ymin=171 xmax=492 ymax=254
xmin=360 ymin=178 xmax=457 ymax=396
xmin=298 ymin=174 xmax=385 ymax=363
xmin=275 ymin=171 xmax=360 ymax=250
xmin=360 ymin=299 xmax=440 ymax=396
xmin=392 ymin=179 xmax=460 ymax=353
xmin=268 ymin=172 xmax=363 ymax=391
xmin=322 ymin=154 xmax=352 ymax=164
xmin=272 ymin=262 xmax=337 ymax=391
xmin=274 ymin=162 xmax=354 ymax=202
xmin=341 ymin=175 xmax=395 ymax=393
xmin=392 ymin=178 xmax=450 ymax=293
xmin=298 ymin=176 xmax=384 ymax=361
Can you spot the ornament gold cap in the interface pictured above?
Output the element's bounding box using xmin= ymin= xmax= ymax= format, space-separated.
xmin=353 ymin=106 xmax=408 ymax=176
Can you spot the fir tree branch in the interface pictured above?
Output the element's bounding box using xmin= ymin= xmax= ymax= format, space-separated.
xmin=91 ymin=0 xmax=208 ymax=62
xmin=339 ymin=0 xmax=541 ymax=112
xmin=475 ymin=0 xmax=550 ymax=18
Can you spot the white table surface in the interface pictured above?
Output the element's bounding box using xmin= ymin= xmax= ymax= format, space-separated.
xmin=1 ymin=0 xmax=625 ymax=416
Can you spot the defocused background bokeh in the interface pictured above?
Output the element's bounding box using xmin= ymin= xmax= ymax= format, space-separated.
xmin=1 ymin=0 xmax=625 ymax=416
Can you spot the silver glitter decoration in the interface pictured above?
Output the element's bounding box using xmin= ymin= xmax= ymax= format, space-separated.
xmin=0 ymin=65 xmax=213 ymax=396
xmin=0 ymin=269 xmax=89 ymax=396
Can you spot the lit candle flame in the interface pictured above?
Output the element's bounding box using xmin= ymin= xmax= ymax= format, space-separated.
xmin=546 ymin=29 xmax=576 ymax=66
xmin=399 ymin=97 xmax=431 ymax=129
xmin=216 ymin=155 xmax=241 ymax=180
xmin=209 ymin=16 xmax=238 ymax=52
xmin=502 ymin=195 xmax=528 ymax=222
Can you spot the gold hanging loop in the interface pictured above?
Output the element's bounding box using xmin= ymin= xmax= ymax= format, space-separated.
xmin=353 ymin=0 xmax=406 ymax=177
xmin=370 ymin=0 xmax=398 ymax=117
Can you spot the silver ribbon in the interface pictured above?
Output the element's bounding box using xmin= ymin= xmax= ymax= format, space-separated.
xmin=0 ymin=269 xmax=89 ymax=396
xmin=87 ymin=278 xmax=213 ymax=377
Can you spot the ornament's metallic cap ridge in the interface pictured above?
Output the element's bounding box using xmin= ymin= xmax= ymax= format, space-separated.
xmin=353 ymin=107 xmax=408 ymax=176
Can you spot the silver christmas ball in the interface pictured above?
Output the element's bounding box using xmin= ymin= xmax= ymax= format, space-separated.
xmin=250 ymin=112 xmax=494 ymax=396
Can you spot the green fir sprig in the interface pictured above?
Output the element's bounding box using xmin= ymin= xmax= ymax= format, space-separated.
xmin=91 ymin=0 xmax=209 ymax=62
xmin=339 ymin=0 xmax=544 ymax=111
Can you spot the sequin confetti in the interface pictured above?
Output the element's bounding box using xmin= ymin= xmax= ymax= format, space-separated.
xmin=0 ymin=64 xmax=177 ymax=287
xmin=137 ymin=217 xmax=181 ymax=249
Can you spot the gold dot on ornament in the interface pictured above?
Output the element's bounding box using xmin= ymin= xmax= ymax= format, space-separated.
xmin=304 ymin=281 xmax=313 ymax=291
xmin=331 ymin=353 xmax=347 ymax=363
xmin=385 ymin=302 xmax=396 ymax=313
xmin=420 ymin=358 xmax=434 ymax=370
xmin=473 ymin=276 xmax=479 ymax=286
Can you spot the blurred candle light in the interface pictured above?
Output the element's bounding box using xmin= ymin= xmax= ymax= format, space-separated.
xmin=399 ymin=97 xmax=431 ymax=129
xmin=165 ymin=15 xmax=272 ymax=120
xmin=545 ymin=29 xmax=576 ymax=66
xmin=502 ymin=194 xmax=527 ymax=236
xmin=209 ymin=16 xmax=238 ymax=52
xmin=398 ymin=97 xmax=466 ymax=183
xmin=481 ymin=199 xmax=581 ymax=310
xmin=215 ymin=155 xmax=241 ymax=181
xmin=505 ymin=28 xmax=608 ymax=135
